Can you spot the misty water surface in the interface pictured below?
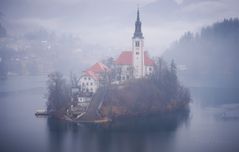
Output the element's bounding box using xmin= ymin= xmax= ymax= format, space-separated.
xmin=0 ymin=76 xmax=239 ymax=152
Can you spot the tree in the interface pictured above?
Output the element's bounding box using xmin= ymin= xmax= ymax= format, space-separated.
xmin=46 ymin=72 xmax=71 ymax=117
xmin=70 ymin=72 xmax=80 ymax=87
xmin=102 ymin=57 xmax=114 ymax=69
xmin=150 ymin=58 xmax=190 ymax=105
xmin=169 ymin=60 xmax=178 ymax=98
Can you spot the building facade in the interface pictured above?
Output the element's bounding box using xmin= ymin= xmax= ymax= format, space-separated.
xmin=79 ymin=62 xmax=109 ymax=94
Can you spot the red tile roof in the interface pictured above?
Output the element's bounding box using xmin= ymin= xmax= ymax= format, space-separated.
xmin=115 ymin=51 xmax=154 ymax=66
xmin=115 ymin=51 xmax=133 ymax=65
xmin=83 ymin=62 xmax=109 ymax=80
xmin=144 ymin=52 xmax=155 ymax=66
xmin=86 ymin=62 xmax=109 ymax=73
xmin=84 ymin=70 xmax=99 ymax=80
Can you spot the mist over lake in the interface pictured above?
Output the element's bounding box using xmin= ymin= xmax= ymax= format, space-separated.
xmin=0 ymin=76 xmax=239 ymax=152
xmin=1 ymin=0 xmax=239 ymax=152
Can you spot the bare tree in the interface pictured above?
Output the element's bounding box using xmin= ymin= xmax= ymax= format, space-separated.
xmin=70 ymin=72 xmax=80 ymax=87
xmin=46 ymin=72 xmax=71 ymax=117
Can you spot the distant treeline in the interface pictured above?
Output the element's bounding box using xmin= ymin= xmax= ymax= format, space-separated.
xmin=163 ymin=18 xmax=239 ymax=87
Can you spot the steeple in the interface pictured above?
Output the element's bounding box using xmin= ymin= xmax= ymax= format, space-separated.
xmin=133 ymin=8 xmax=143 ymax=39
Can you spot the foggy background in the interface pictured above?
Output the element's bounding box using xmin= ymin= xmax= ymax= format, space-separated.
xmin=1 ymin=1 xmax=239 ymax=152
xmin=0 ymin=0 xmax=239 ymax=81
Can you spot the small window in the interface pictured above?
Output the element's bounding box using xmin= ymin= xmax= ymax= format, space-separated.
xmin=135 ymin=41 xmax=140 ymax=47
xmin=86 ymin=83 xmax=89 ymax=86
xmin=122 ymin=76 xmax=125 ymax=80
xmin=88 ymin=77 xmax=91 ymax=80
xmin=82 ymin=82 xmax=85 ymax=86
xmin=90 ymin=82 xmax=93 ymax=86
xmin=84 ymin=77 xmax=87 ymax=80
xmin=149 ymin=67 xmax=152 ymax=71
xmin=136 ymin=52 xmax=139 ymax=55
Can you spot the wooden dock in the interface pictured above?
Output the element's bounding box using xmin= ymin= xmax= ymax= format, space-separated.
xmin=77 ymin=118 xmax=112 ymax=124
xmin=35 ymin=109 xmax=48 ymax=116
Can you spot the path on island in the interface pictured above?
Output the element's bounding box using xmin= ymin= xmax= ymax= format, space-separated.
xmin=80 ymin=87 xmax=108 ymax=121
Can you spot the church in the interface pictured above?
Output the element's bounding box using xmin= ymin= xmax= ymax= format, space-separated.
xmin=115 ymin=8 xmax=154 ymax=81
xmin=79 ymin=8 xmax=154 ymax=96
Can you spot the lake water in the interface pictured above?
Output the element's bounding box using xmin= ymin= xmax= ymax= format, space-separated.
xmin=0 ymin=76 xmax=239 ymax=152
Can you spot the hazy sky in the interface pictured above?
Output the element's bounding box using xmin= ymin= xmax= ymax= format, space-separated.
xmin=1 ymin=0 xmax=239 ymax=54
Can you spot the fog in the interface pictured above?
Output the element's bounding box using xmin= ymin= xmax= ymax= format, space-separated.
xmin=163 ymin=18 xmax=239 ymax=88
xmin=1 ymin=0 xmax=239 ymax=52
xmin=0 ymin=0 xmax=239 ymax=75
xmin=1 ymin=1 xmax=239 ymax=152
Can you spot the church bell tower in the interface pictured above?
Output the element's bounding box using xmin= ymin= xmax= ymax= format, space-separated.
xmin=132 ymin=8 xmax=144 ymax=78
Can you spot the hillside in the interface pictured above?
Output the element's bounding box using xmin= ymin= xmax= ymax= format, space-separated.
xmin=163 ymin=18 xmax=239 ymax=88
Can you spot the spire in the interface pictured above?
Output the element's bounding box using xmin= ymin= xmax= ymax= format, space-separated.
xmin=137 ymin=7 xmax=140 ymax=21
xmin=133 ymin=7 xmax=143 ymax=39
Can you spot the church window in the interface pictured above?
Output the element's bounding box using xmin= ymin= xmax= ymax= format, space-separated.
xmin=135 ymin=41 xmax=140 ymax=47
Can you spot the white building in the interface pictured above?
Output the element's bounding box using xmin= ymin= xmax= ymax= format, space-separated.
xmin=79 ymin=62 xmax=109 ymax=94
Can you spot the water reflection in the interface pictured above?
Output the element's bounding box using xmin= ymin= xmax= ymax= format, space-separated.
xmin=190 ymin=87 xmax=239 ymax=106
xmin=47 ymin=118 xmax=67 ymax=152
xmin=2 ymin=76 xmax=239 ymax=152
xmin=46 ymin=109 xmax=189 ymax=152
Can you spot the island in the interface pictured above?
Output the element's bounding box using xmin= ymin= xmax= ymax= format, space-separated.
xmin=38 ymin=9 xmax=191 ymax=130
